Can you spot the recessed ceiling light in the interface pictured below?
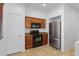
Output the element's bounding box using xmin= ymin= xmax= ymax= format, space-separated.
xmin=43 ymin=3 xmax=46 ymax=7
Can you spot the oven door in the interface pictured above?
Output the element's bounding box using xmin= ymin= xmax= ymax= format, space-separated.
xmin=33 ymin=35 xmax=42 ymax=47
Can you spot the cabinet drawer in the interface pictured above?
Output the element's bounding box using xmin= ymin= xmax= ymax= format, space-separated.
xmin=25 ymin=45 xmax=33 ymax=49
xmin=25 ymin=41 xmax=33 ymax=44
xmin=25 ymin=38 xmax=32 ymax=40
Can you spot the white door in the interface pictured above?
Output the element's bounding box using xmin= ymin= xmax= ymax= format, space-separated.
xmin=0 ymin=39 xmax=5 ymax=56
xmin=6 ymin=14 xmax=24 ymax=54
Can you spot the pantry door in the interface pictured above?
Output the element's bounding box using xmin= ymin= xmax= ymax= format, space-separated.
xmin=6 ymin=14 xmax=24 ymax=54
xmin=0 ymin=4 xmax=6 ymax=56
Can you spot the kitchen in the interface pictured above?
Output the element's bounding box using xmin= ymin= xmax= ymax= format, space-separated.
xmin=0 ymin=3 xmax=79 ymax=56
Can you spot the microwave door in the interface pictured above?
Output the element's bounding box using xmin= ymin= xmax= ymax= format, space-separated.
xmin=31 ymin=23 xmax=40 ymax=28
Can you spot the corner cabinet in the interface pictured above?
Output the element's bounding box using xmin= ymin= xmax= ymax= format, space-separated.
xmin=25 ymin=16 xmax=46 ymax=29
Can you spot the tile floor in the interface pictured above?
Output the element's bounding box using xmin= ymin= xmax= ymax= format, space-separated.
xmin=9 ymin=45 xmax=75 ymax=56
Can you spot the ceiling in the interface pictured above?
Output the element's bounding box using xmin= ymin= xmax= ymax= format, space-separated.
xmin=67 ymin=3 xmax=79 ymax=10
xmin=25 ymin=3 xmax=79 ymax=12
xmin=25 ymin=3 xmax=61 ymax=12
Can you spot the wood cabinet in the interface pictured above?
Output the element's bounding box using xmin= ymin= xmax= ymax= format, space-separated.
xmin=41 ymin=20 xmax=45 ymax=28
xmin=0 ymin=4 xmax=3 ymax=39
xmin=41 ymin=33 xmax=48 ymax=45
xmin=25 ymin=32 xmax=48 ymax=49
xmin=0 ymin=4 xmax=3 ymax=16
xmin=25 ymin=17 xmax=31 ymax=28
xmin=25 ymin=33 xmax=33 ymax=49
xmin=25 ymin=16 xmax=46 ymax=28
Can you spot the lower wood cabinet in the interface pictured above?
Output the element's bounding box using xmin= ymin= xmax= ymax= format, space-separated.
xmin=25 ymin=33 xmax=48 ymax=49
xmin=41 ymin=33 xmax=48 ymax=45
xmin=25 ymin=34 xmax=33 ymax=49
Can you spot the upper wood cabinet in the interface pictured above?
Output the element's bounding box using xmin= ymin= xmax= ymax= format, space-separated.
xmin=25 ymin=16 xmax=46 ymax=29
xmin=25 ymin=17 xmax=32 ymax=28
xmin=0 ymin=4 xmax=3 ymax=16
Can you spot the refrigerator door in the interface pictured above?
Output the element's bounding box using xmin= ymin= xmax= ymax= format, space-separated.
xmin=49 ymin=21 xmax=61 ymax=50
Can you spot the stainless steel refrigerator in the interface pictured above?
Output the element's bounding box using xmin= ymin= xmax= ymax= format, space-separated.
xmin=49 ymin=20 xmax=61 ymax=50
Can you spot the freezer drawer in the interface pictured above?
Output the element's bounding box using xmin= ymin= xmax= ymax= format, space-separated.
xmin=49 ymin=38 xmax=61 ymax=50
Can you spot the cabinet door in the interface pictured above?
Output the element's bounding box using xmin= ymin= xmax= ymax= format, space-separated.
xmin=41 ymin=19 xmax=46 ymax=28
xmin=25 ymin=37 xmax=33 ymax=49
xmin=42 ymin=33 xmax=48 ymax=45
xmin=44 ymin=34 xmax=48 ymax=44
xmin=25 ymin=17 xmax=31 ymax=28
